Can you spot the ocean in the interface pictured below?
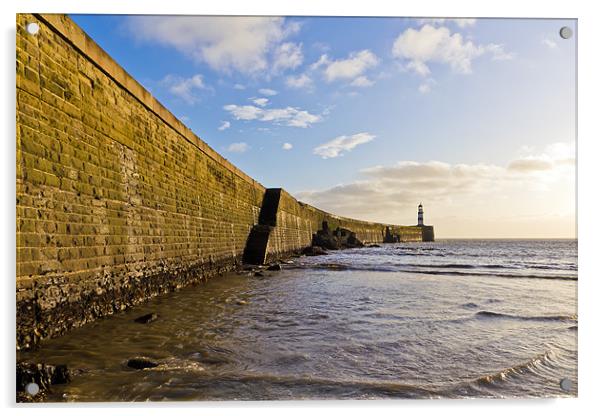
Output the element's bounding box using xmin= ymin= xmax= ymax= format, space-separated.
xmin=19 ymin=239 xmax=578 ymax=401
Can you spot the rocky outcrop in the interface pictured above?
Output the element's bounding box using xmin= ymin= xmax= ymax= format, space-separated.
xmin=16 ymin=361 xmax=71 ymax=402
xmin=384 ymin=226 xmax=401 ymax=243
xmin=311 ymin=221 xmax=365 ymax=250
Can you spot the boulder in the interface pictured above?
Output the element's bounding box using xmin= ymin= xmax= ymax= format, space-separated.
xmin=134 ymin=313 xmax=158 ymax=324
xmin=312 ymin=231 xmax=340 ymax=250
xmin=126 ymin=357 xmax=159 ymax=370
xmin=343 ymin=231 xmax=364 ymax=248
xmin=311 ymin=224 xmax=364 ymax=250
xmin=266 ymin=263 xmax=281 ymax=271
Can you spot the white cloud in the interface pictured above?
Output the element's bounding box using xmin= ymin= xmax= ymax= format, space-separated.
xmin=224 ymin=104 xmax=321 ymax=128
xmin=295 ymin=142 xmax=575 ymax=237
xmin=508 ymin=142 xmax=575 ymax=172
xmin=218 ymin=121 xmax=231 ymax=131
xmin=127 ymin=16 xmax=300 ymax=74
xmin=233 ymin=83 xmax=246 ymax=90
xmin=282 ymin=142 xmax=293 ymax=150
xmin=313 ymin=132 xmax=375 ymax=159
xmin=361 ymin=160 xmax=504 ymax=184
xmin=485 ymin=43 xmax=516 ymax=61
xmin=310 ymin=54 xmax=330 ymax=70
xmin=252 ymin=97 xmax=269 ymax=107
xmin=418 ymin=18 xmax=477 ymax=28
xmin=350 ymin=76 xmax=375 ymax=87
xmin=286 ymin=73 xmax=313 ymax=89
xmin=418 ymin=78 xmax=437 ymax=94
xmin=272 ymin=42 xmax=303 ymax=72
xmin=392 ymin=24 xmax=513 ymax=76
xmin=227 ymin=142 xmax=249 ymax=153
xmin=316 ymin=50 xmax=379 ymax=83
xmin=542 ymin=37 xmax=558 ymax=49
xmin=160 ymin=74 xmax=207 ymax=104
xmin=259 ymin=88 xmax=278 ymax=96
xmin=223 ymin=104 xmax=263 ymax=120
xmin=262 ymin=108 xmax=321 ymax=128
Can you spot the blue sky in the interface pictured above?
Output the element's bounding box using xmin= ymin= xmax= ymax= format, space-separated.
xmin=70 ymin=15 xmax=576 ymax=238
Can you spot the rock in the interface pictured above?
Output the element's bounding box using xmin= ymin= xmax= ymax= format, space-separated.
xmin=236 ymin=300 xmax=248 ymax=305
xmin=311 ymin=223 xmax=364 ymax=250
xmin=254 ymin=271 xmax=264 ymax=277
xmin=302 ymin=246 xmax=328 ymax=256
xmin=126 ymin=357 xmax=159 ymax=370
xmin=368 ymin=244 xmax=381 ymax=248
xmin=17 ymin=390 xmax=48 ymax=403
xmin=266 ymin=263 xmax=281 ymax=271
xmin=343 ymin=232 xmax=364 ymax=248
xmin=52 ymin=365 xmax=70 ymax=384
xmin=134 ymin=313 xmax=158 ymax=324
xmin=384 ymin=226 xmax=401 ymax=243
xmin=312 ymin=231 xmax=340 ymax=250
xmin=16 ymin=362 xmax=71 ymax=392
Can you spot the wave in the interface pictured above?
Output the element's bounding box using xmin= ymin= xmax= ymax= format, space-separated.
xmin=475 ymin=350 xmax=554 ymax=385
xmin=475 ymin=311 xmax=577 ymax=322
xmin=529 ymin=264 xmax=578 ymax=271
xmin=304 ymin=262 xmax=576 ymax=279
xmin=474 ymin=350 xmax=556 ymax=386
xmin=409 ymin=263 xmax=519 ymax=270
xmin=396 ymin=252 xmax=447 ymax=257
xmin=395 ymin=246 xmax=440 ymax=251
xmin=406 ymin=269 xmax=577 ymax=281
xmin=395 ymin=263 xmax=573 ymax=272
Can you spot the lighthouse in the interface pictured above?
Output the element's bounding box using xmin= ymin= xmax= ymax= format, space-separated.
xmin=417 ymin=203 xmax=424 ymax=226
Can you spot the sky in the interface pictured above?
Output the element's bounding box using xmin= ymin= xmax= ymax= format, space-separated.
xmin=70 ymin=15 xmax=576 ymax=238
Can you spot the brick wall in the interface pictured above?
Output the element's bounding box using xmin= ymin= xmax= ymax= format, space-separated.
xmin=16 ymin=14 xmax=432 ymax=349
xmin=266 ymin=190 xmax=425 ymax=258
xmin=16 ymin=14 xmax=267 ymax=348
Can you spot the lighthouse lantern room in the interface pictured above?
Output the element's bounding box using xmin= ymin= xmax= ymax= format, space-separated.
xmin=418 ymin=203 xmax=424 ymax=226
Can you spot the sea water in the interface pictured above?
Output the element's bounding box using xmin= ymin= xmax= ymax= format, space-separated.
xmin=19 ymin=239 xmax=577 ymax=400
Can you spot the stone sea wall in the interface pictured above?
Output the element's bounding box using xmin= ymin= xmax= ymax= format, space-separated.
xmin=265 ymin=189 xmax=426 ymax=260
xmin=16 ymin=14 xmax=433 ymax=349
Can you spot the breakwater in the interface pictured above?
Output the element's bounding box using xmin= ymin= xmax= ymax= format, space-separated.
xmin=16 ymin=13 xmax=434 ymax=349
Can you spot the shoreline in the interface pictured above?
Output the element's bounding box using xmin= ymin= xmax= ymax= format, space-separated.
xmin=16 ymin=240 xmax=577 ymax=402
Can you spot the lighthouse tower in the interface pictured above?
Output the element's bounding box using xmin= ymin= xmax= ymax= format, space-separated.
xmin=417 ymin=203 xmax=424 ymax=226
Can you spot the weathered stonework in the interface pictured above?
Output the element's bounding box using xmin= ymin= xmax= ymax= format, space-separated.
xmin=16 ymin=14 xmax=434 ymax=350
